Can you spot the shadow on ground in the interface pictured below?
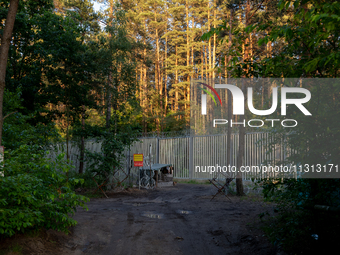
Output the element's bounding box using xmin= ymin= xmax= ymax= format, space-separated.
xmin=1 ymin=184 xmax=278 ymax=255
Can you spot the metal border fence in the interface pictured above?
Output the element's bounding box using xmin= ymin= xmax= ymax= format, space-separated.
xmin=47 ymin=132 xmax=294 ymax=182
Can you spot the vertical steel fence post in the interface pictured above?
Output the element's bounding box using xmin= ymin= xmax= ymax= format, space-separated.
xmin=189 ymin=136 xmax=193 ymax=179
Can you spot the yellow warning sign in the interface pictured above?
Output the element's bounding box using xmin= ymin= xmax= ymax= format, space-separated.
xmin=133 ymin=154 xmax=143 ymax=167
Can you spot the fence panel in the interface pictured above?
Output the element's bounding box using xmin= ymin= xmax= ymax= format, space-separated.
xmin=159 ymin=137 xmax=190 ymax=178
xmin=47 ymin=132 xmax=294 ymax=182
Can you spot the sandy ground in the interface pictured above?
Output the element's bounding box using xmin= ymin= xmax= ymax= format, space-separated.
xmin=57 ymin=184 xmax=276 ymax=255
xmin=1 ymin=184 xmax=278 ymax=255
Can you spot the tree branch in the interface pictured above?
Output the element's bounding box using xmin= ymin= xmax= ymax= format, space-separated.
xmin=3 ymin=111 xmax=17 ymax=120
xmin=249 ymin=0 xmax=266 ymax=21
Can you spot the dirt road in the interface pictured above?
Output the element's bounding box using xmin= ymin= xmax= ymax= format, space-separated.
xmin=52 ymin=184 xmax=276 ymax=255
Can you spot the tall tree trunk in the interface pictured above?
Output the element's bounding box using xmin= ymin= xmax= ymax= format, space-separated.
xmin=213 ymin=6 xmax=216 ymax=80
xmin=143 ymin=65 xmax=147 ymax=134
xmin=66 ymin=104 xmax=70 ymax=170
xmin=0 ymin=0 xmax=19 ymax=146
xmin=175 ymin=44 xmax=178 ymax=112
xmin=224 ymin=55 xmax=227 ymax=79
xmin=207 ymin=2 xmax=211 ymax=80
xmin=106 ymin=1 xmax=114 ymax=130
xmin=236 ymin=6 xmax=245 ymax=196
xmin=186 ymin=0 xmax=190 ymax=113
xmin=160 ymin=54 xmax=163 ymax=97
xmin=154 ymin=12 xmax=160 ymax=94
xmin=154 ymin=4 xmax=160 ymax=131
xmin=236 ymin=82 xmax=245 ymax=196
xmin=191 ymin=14 xmax=194 ymax=78
xmin=143 ymin=26 xmax=147 ymax=133
xmin=66 ymin=110 xmax=70 ymax=181
xmin=226 ymin=9 xmax=233 ymax=182
xmin=79 ymin=105 xmax=85 ymax=174
xmin=192 ymin=44 xmax=194 ymax=78
xmin=140 ymin=65 xmax=143 ymax=104
xmin=160 ymin=55 xmax=163 ymax=132
xmin=106 ymin=76 xmax=111 ymax=129
xmin=236 ymin=0 xmax=251 ymax=196
xmin=164 ymin=22 xmax=168 ymax=115
xmin=201 ymin=44 xmax=204 ymax=80
xmin=204 ymin=45 xmax=208 ymax=79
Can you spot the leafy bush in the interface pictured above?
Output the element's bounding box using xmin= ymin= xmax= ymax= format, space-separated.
xmin=67 ymin=170 xmax=98 ymax=190
xmin=2 ymin=88 xmax=62 ymax=151
xmin=260 ymin=178 xmax=340 ymax=253
xmin=0 ymin=145 xmax=89 ymax=237
xmin=86 ymin=129 xmax=138 ymax=189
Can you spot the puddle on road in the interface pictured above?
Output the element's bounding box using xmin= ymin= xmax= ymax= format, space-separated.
xmin=141 ymin=211 xmax=164 ymax=219
xmin=176 ymin=210 xmax=193 ymax=215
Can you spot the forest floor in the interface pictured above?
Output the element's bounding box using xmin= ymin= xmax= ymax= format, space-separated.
xmin=0 ymin=184 xmax=281 ymax=255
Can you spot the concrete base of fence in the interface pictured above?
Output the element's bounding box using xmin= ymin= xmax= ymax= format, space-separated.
xmin=157 ymin=181 xmax=175 ymax=188
xmin=173 ymin=178 xmax=210 ymax=184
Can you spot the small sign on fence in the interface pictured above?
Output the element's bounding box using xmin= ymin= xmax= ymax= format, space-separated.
xmin=133 ymin=154 xmax=143 ymax=167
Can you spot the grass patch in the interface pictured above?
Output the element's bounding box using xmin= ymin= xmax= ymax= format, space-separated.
xmin=10 ymin=244 xmax=22 ymax=254
xmin=239 ymin=192 xmax=263 ymax=202
xmin=0 ymin=244 xmax=23 ymax=255
xmin=81 ymin=190 xmax=106 ymax=199
xmin=25 ymin=229 xmax=42 ymax=238
xmin=226 ymin=187 xmax=236 ymax=195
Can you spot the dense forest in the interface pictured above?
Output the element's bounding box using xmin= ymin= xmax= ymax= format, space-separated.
xmin=1 ymin=0 xmax=339 ymax=138
xmin=0 ymin=0 xmax=340 ymax=253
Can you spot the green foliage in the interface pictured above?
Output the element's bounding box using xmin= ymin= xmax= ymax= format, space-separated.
xmin=38 ymin=10 xmax=99 ymax=121
xmin=257 ymin=0 xmax=340 ymax=77
xmin=200 ymin=0 xmax=340 ymax=252
xmin=1 ymin=0 xmax=105 ymax=131
xmin=0 ymin=145 xmax=89 ymax=237
xmin=260 ymin=178 xmax=340 ymax=253
xmin=256 ymin=82 xmax=340 ymax=170
xmin=1 ymin=0 xmax=56 ymax=123
xmin=254 ymin=80 xmax=340 ymax=254
xmin=11 ymin=244 xmax=22 ymax=253
xmin=102 ymin=4 xmax=141 ymax=128
xmin=2 ymin=88 xmax=62 ymax=150
xmin=67 ymin=169 xmax=98 ymax=190
xmin=85 ymin=127 xmax=139 ymax=188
